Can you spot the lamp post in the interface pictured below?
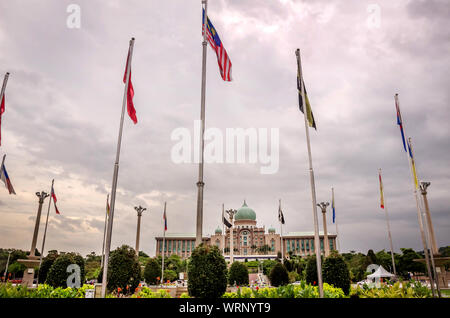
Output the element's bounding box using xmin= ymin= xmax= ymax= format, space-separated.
xmin=30 ymin=191 xmax=49 ymax=257
xmin=226 ymin=209 xmax=237 ymax=264
xmin=134 ymin=206 xmax=147 ymax=256
xmin=3 ymin=250 xmax=11 ymax=282
xmin=317 ymin=202 xmax=330 ymax=257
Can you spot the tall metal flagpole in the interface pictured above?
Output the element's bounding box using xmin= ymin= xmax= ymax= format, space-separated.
xmin=378 ymin=169 xmax=397 ymax=276
xmin=222 ymin=204 xmax=225 ymax=256
xmin=295 ymin=49 xmax=323 ymax=298
xmin=38 ymin=179 xmax=54 ymax=281
xmin=101 ymin=38 xmax=135 ymax=298
xmin=161 ymin=201 xmax=167 ymax=285
xmin=395 ymin=94 xmax=435 ymax=296
xmin=196 ymin=0 xmax=208 ymax=247
xmin=101 ymin=194 xmax=109 ymax=270
xmin=332 ymin=187 xmax=341 ymax=251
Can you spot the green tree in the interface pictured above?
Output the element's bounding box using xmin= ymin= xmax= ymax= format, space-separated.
xmin=305 ymin=255 xmax=319 ymax=285
xmin=322 ymin=251 xmax=351 ymax=295
xmin=38 ymin=252 xmax=59 ymax=283
xmin=163 ymin=269 xmax=178 ymax=282
xmin=262 ymin=259 xmax=278 ymax=276
xmin=397 ymin=248 xmax=425 ymax=279
xmin=187 ymin=244 xmax=227 ymax=298
xmin=228 ymin=261 xmax=249 ymax=286
xmin=269 ymin=263 xmax=289 ymax=287
xmin=105 ymin=245 xmax=141 ymax=294
xmin=144 ymin=258 xmax=161 ymax=285
xmin=46 ymin=253 xmax=85 ymax=288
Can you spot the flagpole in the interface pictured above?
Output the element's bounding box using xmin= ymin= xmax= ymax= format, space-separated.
xmin=279 ymin=199 xmax=284 ymax=263
xmin=101 ymin=194 xmax=109 ymax=270
xmin=379 ymin=169 xmax=397 ymax=276
xmin=395 ymin=94 xmax=435 ymax=296
xmin=0 ymin=72 xmax=9 ymax=106
xmin=222 ymin=203 xmax=225 ymax=256
xmin=38 ymin=179 xmax=54 ymax=274
xmin=332 ymin=187 xmax=341 ymax=251
xmin=101 ymin=38 xmax=135 ymax=298
xmin=408 ymin=137 xmax=439 ymax=296
xmin=195 ymin=0 xmax=209 ymax=247
xmin=295 ymin=49 xmax=323 ymax=298
xmin=161 ymin=201 xmax=166 ymax=286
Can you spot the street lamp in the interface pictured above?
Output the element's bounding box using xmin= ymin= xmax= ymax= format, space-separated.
xmin=134 ymin=205 xmax=147 ymax=256
xmin=317 ymin=202 xmax=330 ymax=257
xmin=226 ymin=209 xmax=237 ymax=263
xmin=3 ymin=249 xmax=12 ymax=282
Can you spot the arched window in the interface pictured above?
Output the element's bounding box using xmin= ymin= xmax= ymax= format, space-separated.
xmin=271 ymin=239 xmax=275 ymax=252
xmin=215 ymin=239 xmax=220 ymax=248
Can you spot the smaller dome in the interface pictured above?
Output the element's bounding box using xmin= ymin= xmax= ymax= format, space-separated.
xmin=268 ymin=226 xmax=276 ymax=233
xmin=215 ymin=227 xmax=222 ymax=234
xmin=235 ymin=200 xmax=257 ymax=221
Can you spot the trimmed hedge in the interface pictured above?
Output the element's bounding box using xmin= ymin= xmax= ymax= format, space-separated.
xmin=228 ymin=261 xmax=249 ymax=286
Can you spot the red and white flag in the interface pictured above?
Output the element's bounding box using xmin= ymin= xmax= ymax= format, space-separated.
xmin=51 ymin=185 xmax=61 ymax=214
xmin=0 ymin=94 xmax=5 ymax=146
xmin=123 ymin=43 xmax=137 ymax=124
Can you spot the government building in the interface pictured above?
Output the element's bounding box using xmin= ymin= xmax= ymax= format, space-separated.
xmin=155 ymin=201 xmax=337 ymax=261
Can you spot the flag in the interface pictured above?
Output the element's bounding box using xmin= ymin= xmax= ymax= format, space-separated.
xmin=332 ymin=190 xmax=336 ymax=224
xmin=297 ymin=66 xmax=316 ymax=130
xmin=123 ymin=43 xmax=137 ymax=124
xmin=379 ymin=171 xmax=384 ymax=209
xmin=163 ymin=208 xmax=167 ymax=231
xmin=202 ymin=9 xmax=232 ymax=81
xmin=278 ymin=202 xmax=285 ymax=225
xmin=395 ymin=94 xmax=406 ymax=152
xmin=0 ymin=94 xmax=5 ymax=146
xmin=223 ymin=215 xmax=232 ymax=228
xmin=407 ymin=139 xmax=419 ymax=189
xmin=106 ymin=194 xmax=110 ymax=216
xmin=0 ymin=158 xmax=15 ymax=195
xmin=51 ymin=185 xmax=60 ymax=214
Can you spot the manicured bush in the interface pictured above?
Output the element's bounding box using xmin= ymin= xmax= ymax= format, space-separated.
xmin=45 ymin=253 xmax=85 ymax=288
xmin=305 ymin=255 xmax=319 ymax=285
xmin=144 ymin=258 xmax=161 ymax=285
xmin=269 ymin=263 xmax=289 ymax=287
xmin=187 ymin=244 xmax=227 ymax=298
xmin=106 ymin=245 xmax=141 ymax=294
xmin=228 ymin=261 xmax=249 ymax=286
xmin=322 ymin=251 xmax=351 ymax=295
xmin=38 ymin=253 xmax=59 ymax=284
xmin=262 ymin=259 xmax=278 ymax=276
xmin=163 ymin=269 xmax=177 ymax=282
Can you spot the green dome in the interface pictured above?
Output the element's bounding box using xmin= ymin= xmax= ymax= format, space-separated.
xmin=268 ymin=226 xmax=276 ymax=233
xmin=215 ymin=227 xmax=222 ymax=234
xmin=235 ymin=201 xmax=256 ymax=221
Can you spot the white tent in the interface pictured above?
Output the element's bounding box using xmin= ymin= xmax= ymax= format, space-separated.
xmin=367 ymin=265 xmax=395 ymax=279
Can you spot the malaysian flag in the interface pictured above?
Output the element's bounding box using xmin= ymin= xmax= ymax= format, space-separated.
xmin=0 ymin=155 xmax=15 ymax=195
xmin=202 ymin=9 xmax=232 ymax=82
xmin=51 ymin=185 xmax=61 ymax=214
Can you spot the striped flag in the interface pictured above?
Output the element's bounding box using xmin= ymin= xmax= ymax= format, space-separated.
xmin=395 ymin=94 xmax=406 ymax=152
xmin=379 ymin=170 xmax=385 ymax=209
xmin=407 ymin=139 xmax=419 ymax=189
xmin=278 ymin=201 xmax=285 ymax=225
xmin=0 ymin=156 xmax=15 ymax=195
xmin=123 ymin=42 xmax=137 ymax=124
xmin=332 ymin=190 xmax=336 ymax=224
xmin=297 ymin=63 xmax=316 ymax=130
xmin=106 ymin=194 xmax=110 ymax=216
xmin=51 ymin=185 xmax=60 ymax=214
xmin=0 ymin=94 xmax=5 ymax=146
xmin=163 ymin=207 xmax=167 ymax=231
xmin=202 ymin=9 xmax=232 ymax=81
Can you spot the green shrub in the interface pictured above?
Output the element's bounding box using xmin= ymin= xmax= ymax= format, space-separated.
xmin=106 ymin=245 xmax=141 ymax=294
xmin=322 ymin=251 xmax=351 ymax=295
xmin=45 ymin=253 xmax=85 ymax=288
xmin=131 ymin=287 xmax=171 ymax=298
xmin=187 ymin=244 xmax=227 ymax=298
xmin=163 ymin=269 xmax=177 ymax=282
xmin=262 ymin=259 xmax=277 ymax=276
xmin=269 ymin=263 xmax=289 ymax=287
xmin=350 ymin=280 xmax=432 ymax=298
xmin=143 ymin=258 xmax=161 ymax=285
xmin=305 ymin=255 xmax=319 ymax=285
xmin=228 ymin=261 xmax=249 ymax=286
xmin=38 ymin=253 xmax=59 ymax=284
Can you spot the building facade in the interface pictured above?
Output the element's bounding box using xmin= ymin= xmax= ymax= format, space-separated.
xmin=155 ymin=201 xmax=337 ymax=261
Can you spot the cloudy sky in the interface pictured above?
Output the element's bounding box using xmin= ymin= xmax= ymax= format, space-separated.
xmin=0 ymin=0 xmax=448 ymax=258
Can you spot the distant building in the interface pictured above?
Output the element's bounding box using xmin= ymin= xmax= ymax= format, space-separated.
xmin=155 ymin=201 xmax=337 ymax=261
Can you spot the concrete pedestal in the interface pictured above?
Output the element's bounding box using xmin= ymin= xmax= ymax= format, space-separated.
xmin=17 ymin=257 xmax=41 ymax=287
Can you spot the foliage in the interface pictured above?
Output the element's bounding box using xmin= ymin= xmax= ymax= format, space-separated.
xmin=187 ymin=244 xmax=227 ymax=298
xmin=288 ymin=271 xmax=301 ymax=283
xmin=228 ymin=261 xmax=249 ymax=286
xmin=6 ymin=262 xmax=26 ymax=278
xmin=0 ymin=283 xmax=95 ymax=298
xmin=397 ymin=248 xmax=425 ymax=279
xmin=350 ymin=280 xmax=432 ymax=298
xmin=131 ymin=287 xmax=172 ymax=298
xmin=163 ymin=269 xmax=177 ymax=282
xmin=46 ymin=253 xmax=85 ymax=288
xmin=269 ymin=263 xmax=289 ymax=287
xmin=305 ymin=255 xmax=320 ymax=285
xmin=143 ymin=258 xmax=161 ymax=285
xmin=106 ymin=245 xmax=141 ymax=294
xmin=222 ymin=282 xmax=345 ymax=298
xmin=38 ymin=252 xmax=59 ymax=283
xmin=262 ymin=259 xmax=278 ymax=276
xmin=322 ymin=251 xmax=351 ymax=295
xmin=138 ymin=251 xmax=149 ymax=258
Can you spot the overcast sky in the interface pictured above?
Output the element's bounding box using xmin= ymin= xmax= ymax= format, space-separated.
xmin=0 ymin=0 xmax=448 ymax=258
